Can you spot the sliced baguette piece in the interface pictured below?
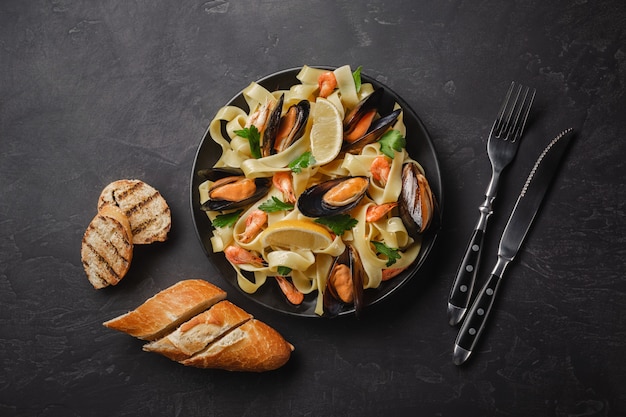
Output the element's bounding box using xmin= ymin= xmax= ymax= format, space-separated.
xmin=143 ymin=300 xmax=252 ymax=361
xmin=81 ymin=204 xmax=133 ymax=289
xmin=103 ymin=279 xmax=226 ymax=340
xmin=98 ymin=179 xmax=171 ymax=245
xmin=181 ymin=319 xmax=294 ymax=372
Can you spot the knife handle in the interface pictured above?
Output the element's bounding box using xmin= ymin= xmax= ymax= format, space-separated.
xmin=447 ymin=228 xmax=485 ymax=325
xmin=453 ymin=271 xmax=502 ymax=365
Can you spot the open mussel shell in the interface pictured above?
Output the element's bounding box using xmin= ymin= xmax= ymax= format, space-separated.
xmin=398 ymin=162 xmax=438 ymax=238
xmin=342 ymin=108 xmax=402 ymax=155
xmin=297 ymin=176 xmax=369 ymax=218
xmin=344 ymin=88 xmax=384 ymax=129
xmin=261 ymin=94 xmax=285 ymax=158
xmin=323 ymin=244 xmax=365 ymax=318
xmin=274 ymin=100 xmax=310 ymax=154
xmin=198 ymin=167 xmax=271 ymax=212
xmin=342 ymin=88 xmax=402 ymax=155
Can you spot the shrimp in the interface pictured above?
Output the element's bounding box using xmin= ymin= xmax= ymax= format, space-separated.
xmin=246 ymin=100 xmax=272 ymax=131
xmin=275 ymin=275 xmax=304 ymax=305
xmin=272 ymin=171 xmax=296 ymax=203
xmin=370 ymin=155 xmax=392 ymax=187
xmin=381 ymin=266 xmax=407 ymax=281
xmin=366 ymin=202 xmax=398 ymax=222
xmin=224 ymin=245 xmax=265 ymax=267
xmin=238 ymin=210 xmax=267 ymax=243
xmin=318 ymin=71 xmax=337 ymax=98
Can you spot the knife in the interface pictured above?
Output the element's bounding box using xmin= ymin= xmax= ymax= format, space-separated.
xmin=453 ymin=127 xmax=575 ymax=366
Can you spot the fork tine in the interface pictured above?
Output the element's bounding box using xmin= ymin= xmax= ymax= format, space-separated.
xmin=510 ymin=87 xmax=535 ymax=142
xmin=499 ymin=83 xmax=523 ymax=139
xmin=492 ymin=82 xmax=516 ymax=135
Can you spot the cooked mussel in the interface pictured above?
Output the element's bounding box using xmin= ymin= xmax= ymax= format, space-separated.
xmin=198 ymin=168 xmax=271 ymax=211
xmin=261 ymin=94 xmax=284 ymax=157
xmin=261 ymin=95 xmax=310 ymax=157
xmin=323 ymin=244 xmax=365 ymax=318
xmin=343 ymin=88 xmax=384 ymax=135
xmin=342 ymin=88 xmax=402 ymax=155
xmin=398 ymin=162 xmax=436 ymax=237
xmin=297 ymin=176 xmax=370 ymax=218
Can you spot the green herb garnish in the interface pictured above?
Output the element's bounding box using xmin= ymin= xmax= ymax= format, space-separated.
xmin=289 ymin=151 xmax=316 ymax=173
xmin=315 ymin=214 xmax=358 ymax=236
xmin=378 ymin=130 xmax=406 ymax=159
xmin=258 ymin=196 xmax=294 ymax=213
xmin=234 ymin=125 xmax=262 ymax=159
xmin=211 ymin=210 xmax=243 ymax=228
xmin=277 ymin=266 xmax=292 ymax=276
xmin=353 ymin=65 xmax=363 ymax=92
xmin=371 ymin=241 xmax=401 ymax=267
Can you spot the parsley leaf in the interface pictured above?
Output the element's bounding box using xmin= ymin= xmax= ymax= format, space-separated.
xmin=211 ymin=210 xmax=243 ymax=228
xmin=378 ymin=129 xmax=406 ymax=159
xmin=371 ymin=241 xmax=401 ymax=267
xmin=277 ymin=266 xmax=292 ymax=276
xmin=234 ymin=125 xmax=262 ymax=159
xmin=258 ymin=196 xmax=294 ymax=213
xmin=353 ymin=65 xmax=363 ymax=92
xmin=288 ymin=151 xmax=316 ymax=173
xmin=315 ymin=214 xmax=358 ymax=236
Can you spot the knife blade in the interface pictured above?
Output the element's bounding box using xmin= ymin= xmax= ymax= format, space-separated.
xmin=453 ymin=127 xmax=575 ymax=365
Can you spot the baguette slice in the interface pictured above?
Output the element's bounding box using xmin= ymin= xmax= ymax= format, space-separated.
xmin=181 ymin=319 xmax=294 ymax=372
xmin=103 ymin=279 xmax=226 ymax=340
xmin=98 ymin=179 xmax=171 ymax=245
xmin=143 ymin=300 xmax=252 ymax=361
xmin=81 ymin=205 xmax=133 ymax=289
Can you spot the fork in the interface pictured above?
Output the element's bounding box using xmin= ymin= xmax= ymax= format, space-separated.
xmin=447 ymin=82 xmax=536 ymax=326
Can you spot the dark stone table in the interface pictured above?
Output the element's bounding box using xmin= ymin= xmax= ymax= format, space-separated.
xmin=2 ymin=1 xmax=624 ymax=416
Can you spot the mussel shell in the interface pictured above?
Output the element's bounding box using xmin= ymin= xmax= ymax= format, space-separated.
xmin=273 ymin=100 xmax=310 ymax=154
xmin=261 ymin=94 xmax=285 ymax=157
xmin=198 ymin=168 xmax=271 ymax=212
xmin=197 ymin=167 xmax=244 ymax=182
xmin=398 ymin=162 xmax=436 ymax=237
xmin=342 ymin=108 xmax=402 ymax=155
xmin=297 ymin=176 xmax=369 ymax=218
xmin=343 ymin=88 xmax=384 ymax=130
xmin=323 ymin=244 xmax=365 ymax=318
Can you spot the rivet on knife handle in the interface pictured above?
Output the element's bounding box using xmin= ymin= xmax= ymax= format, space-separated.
xmin=447 ymin=228 xmax=486 ymax=325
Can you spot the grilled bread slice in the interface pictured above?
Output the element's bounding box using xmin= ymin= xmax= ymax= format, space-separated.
xmin=143 ymin=300 xmax=252 ymax=361
xmin=81 ymin=205 xmax=133 ymax=289
xmin=103 ymin=279 xmax=227 ymax=341
xmin=98 ymin=179 xmax=171 ymax=245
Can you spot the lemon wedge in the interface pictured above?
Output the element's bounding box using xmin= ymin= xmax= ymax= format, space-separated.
xmin=309 ymin=98 xmax=343 ymax=166
xmin=261 ymin=219 xmax=333 ymax=251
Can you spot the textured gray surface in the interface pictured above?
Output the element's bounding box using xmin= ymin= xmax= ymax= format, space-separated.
xmin=1 ymin=0 xmax=625 ymax=416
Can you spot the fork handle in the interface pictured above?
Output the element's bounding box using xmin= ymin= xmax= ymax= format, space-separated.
xmin=447 ymin=228 xmax=485 ymax=325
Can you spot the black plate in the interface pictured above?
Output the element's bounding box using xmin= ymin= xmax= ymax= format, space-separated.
xmin=190 ymin=67 xmax=443 ymax=318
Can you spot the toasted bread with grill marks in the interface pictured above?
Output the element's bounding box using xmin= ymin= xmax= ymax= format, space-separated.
xmin=81 ymin=205 xmax=133 ymax=289
xmin=98 ymin=179 xmax=171 ymax=245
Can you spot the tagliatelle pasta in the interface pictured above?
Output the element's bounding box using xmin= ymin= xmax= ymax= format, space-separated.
xmin=198 ymin=65 xmax=433 ymax=316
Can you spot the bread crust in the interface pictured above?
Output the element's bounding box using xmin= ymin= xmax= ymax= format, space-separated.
xmin=143 ymin=300 xmax=252 ymax=361
xmin=103 ymin=279 xmax=226 ymax=340
xmin=181 ymin=319 xmax=294 ymax=372
xmin=81 ymin=205 xmax=133 ymax=289
xmin=98 ymin=179 xmax=171 ymax=244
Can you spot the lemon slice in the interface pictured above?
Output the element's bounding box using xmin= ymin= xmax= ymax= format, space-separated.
xmin=261 ymin=219 xmax=333 ymax=251
xmin=310 ymin=98 xmax=343 ymax=166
